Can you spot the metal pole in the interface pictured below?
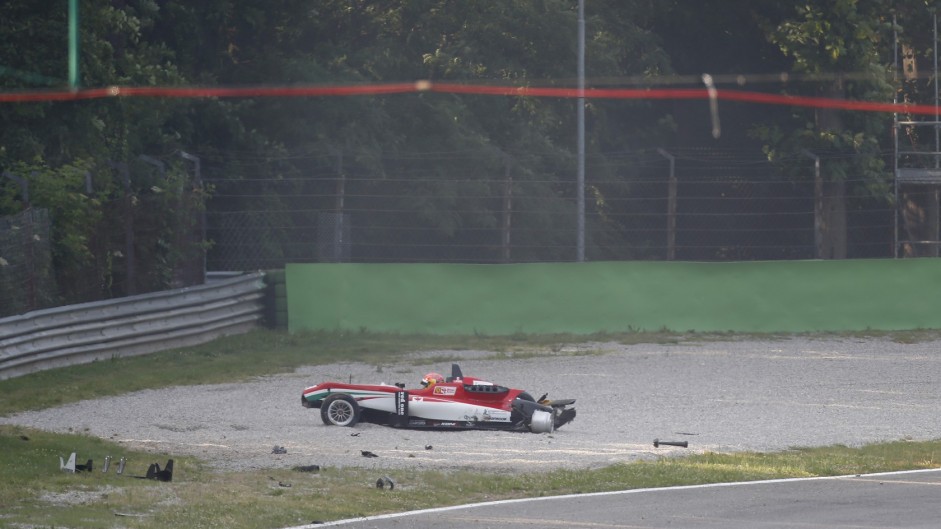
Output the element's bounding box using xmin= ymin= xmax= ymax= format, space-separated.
xmin=181 ymin=151 xmax=206 ymax=283
xmin=110 ymin=161 xmax=135 ymax=294
xmin=180 ymin=151 xmax=202 ymax=182
xmin=576 ymin=0 xmax=585 ymax=262
xmin=68 ymin=0 xmax=79 ymax=90
xmin=335 ymin=150 xmax=345 ymax=262
xmin=2 ymin=171 xmax=29 ymax=205
xmin=138 ymin=154 xmax=166 ymax=180
xmin=657 ymin=149 xmax=676 ymax=260
xmin=935 ymin=13 xmax=940 ymax=257
xmin=335 ymin=151 xmax=345 ymax=213
xmin=893 ymin=14 xmax=899 ymax=258
xmin=801 ymin=149 xmax=823 ymax=259
xmin=502 ymin=155 xmax=513 ymax=263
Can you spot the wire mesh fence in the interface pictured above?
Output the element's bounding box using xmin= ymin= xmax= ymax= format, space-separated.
xmin=0 ymin=162 xmax=205 ymax=317
xmin=0 ymin=208 xmax=56 ymax=317
xmin=204 ymin=147 xmax=897 ymax=269
xmin=0 ymin=145 xmax=913 ymax=317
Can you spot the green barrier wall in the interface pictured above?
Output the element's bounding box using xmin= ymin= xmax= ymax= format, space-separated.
xmin=286 ymin=260 xmax=941 ymax=334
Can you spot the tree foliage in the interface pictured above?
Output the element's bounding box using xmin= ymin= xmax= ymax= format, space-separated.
xmin=0 ymin=0 xmax=936 ymax=308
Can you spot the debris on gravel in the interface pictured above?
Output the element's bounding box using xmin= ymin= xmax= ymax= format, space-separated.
xmin=3 ymin=338 xmax=940 ymax=473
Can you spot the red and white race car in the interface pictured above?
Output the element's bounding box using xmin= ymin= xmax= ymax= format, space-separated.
xmin=301 ymin=364 xmax=575 ymax=433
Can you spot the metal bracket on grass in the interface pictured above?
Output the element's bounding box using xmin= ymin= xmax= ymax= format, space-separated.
xmin=58 ymin=452 xmax=93 ymax=472
xmin=133 ymin=459 xmax=173 ymax=482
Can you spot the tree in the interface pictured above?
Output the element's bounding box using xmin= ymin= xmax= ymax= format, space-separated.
xmin=755 ymin=0 xmax=897 ymax=259
xmin=0 ymin=1 xmax=205 ymax=302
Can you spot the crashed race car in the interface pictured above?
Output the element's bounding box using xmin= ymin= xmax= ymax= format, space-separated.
xmin=301 ymin=364 xmax=575 ymax=433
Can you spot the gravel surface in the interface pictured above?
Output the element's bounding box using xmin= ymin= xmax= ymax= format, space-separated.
xmin=3 ymin=337 xmax=940 ymax=474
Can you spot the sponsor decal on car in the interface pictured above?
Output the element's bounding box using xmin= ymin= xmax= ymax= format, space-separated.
xmin=433 ymin=386 xmax=457 ymax=396
xmin=395 ymin=391 xmax=408 ymax=416
xmin=468 ymin=409 xmax=511 ymax=422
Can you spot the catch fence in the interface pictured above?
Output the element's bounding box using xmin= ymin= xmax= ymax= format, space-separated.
xmin=0 ymin=159 xmax=205 ymax=318
xmin=204 ymin=147 xmax=897 ymax=270
xmin=0 ymin=208 xmax=56 ymax=316
xmin=0 ymin=145 xmax=918 ymax=318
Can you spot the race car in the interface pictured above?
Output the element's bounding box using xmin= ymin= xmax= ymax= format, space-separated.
xmin=301 ymin=364 xmax=575 ymax=433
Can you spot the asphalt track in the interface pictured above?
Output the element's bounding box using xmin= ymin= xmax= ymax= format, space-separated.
xmin=294 ymin=468 xmax=941 ymax=529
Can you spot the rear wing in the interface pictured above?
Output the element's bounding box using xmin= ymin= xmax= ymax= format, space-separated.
xmin=446 ymin=363 xmax=463 ymax=382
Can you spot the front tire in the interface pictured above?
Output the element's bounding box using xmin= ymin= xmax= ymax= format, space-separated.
xmin=320 ymin=394 xmax=360 ymax=426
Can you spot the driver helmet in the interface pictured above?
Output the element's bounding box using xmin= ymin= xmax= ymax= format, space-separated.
xmin=421 ymin=372 xmax=445 ymax=388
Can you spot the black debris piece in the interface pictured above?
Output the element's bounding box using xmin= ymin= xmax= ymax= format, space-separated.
xmin=135 ymin=459 xmax=173 ymax=482
xmin=653 ymin=439 xmax=689 ymax=448
xmin=361 ymin=450 xmax=379 ymax=458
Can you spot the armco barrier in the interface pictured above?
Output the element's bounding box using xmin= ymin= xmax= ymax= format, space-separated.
xmin=0 ymin=271 xmax=266 ymax=380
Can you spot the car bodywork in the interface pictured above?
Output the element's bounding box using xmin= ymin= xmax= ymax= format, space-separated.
xmin=301 ymin=364 xmax=575 ymax=433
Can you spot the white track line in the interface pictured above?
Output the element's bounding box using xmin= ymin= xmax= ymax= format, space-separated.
xmin=282 ymin=468 xmax=941 ymax=528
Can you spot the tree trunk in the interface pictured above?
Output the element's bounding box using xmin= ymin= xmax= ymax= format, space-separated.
xmin=816 ymin=81 xmax=848 ymax=259
xmin=901 ymin=187 xmax=941 ymax=257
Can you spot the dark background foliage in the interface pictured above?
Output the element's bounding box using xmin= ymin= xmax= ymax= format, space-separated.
xmin=0 ymin=0 xmax=938 ymax=315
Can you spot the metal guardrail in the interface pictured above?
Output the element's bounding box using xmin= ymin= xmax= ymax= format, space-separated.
xmin=0 ymin=271 xmax=266 ymax=380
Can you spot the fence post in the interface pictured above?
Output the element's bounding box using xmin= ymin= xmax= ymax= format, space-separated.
xmin=502 ymin=154 xmax=513 ymax=263
xmin=2 ymin=171 xmax=29 ymax=206
xmin=181 ymin=151 xmax=206 ymax=283
xmin=801 ymin=149 xmax=824 ymax=259
xmin=138 ymin=154 xmax=166 ymax=180
xmin=335 ymin=150 xmax=346 ymax=262
xmin=657 ymin=149 xmax=677 ymax=261
xmin=2 ymin=171 xmax=35 ymax=309
xmin=110 ymin=161 xmax=135 ymax=295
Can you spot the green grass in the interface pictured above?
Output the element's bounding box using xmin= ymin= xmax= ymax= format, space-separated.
xmin=2 ymin=328 xmax=941 ymax=528
xmin=2 ymin=424 xmax=939 ymax=529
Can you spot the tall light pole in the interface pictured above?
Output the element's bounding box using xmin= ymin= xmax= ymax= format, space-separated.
xmin=576 ymin=0 xmax=586 ymax=262
xmin=68 ymin=0 xmax=79 ymax=90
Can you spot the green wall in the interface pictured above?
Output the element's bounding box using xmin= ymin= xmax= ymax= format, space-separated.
xmin=285 ymin=260 xmax=941 ymax=334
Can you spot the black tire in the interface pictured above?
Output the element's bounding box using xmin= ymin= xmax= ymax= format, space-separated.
xmin=320 ymin=394 xmax=360 ymax=427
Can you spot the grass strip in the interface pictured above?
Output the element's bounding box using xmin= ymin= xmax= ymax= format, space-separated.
xmin=2 ymin=425 xmax=938 ymax=529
